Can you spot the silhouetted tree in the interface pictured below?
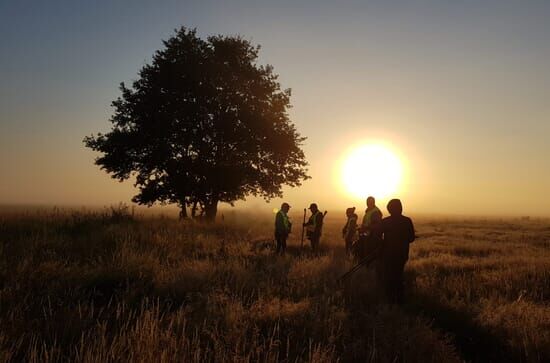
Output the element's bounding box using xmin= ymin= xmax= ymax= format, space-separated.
xmin=84 ymin=27 xmax=309 ymax=221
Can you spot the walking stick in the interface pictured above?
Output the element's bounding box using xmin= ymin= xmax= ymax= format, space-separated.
xmin=300 ymin=208 xmax=306 ymax=250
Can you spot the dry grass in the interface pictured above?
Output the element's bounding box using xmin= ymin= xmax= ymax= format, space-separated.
xmin=0 ymin=208 xmax=549 ymax=362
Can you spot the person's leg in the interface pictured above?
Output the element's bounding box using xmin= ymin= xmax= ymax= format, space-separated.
xmin=394 ymin=261 xmax=406 ymax=304
xmin=275 ymin=235 xmax=282 ymax=254
xmin=379 ymin=259 xmax=394 ymax=303
xmin=281 ymin=236 xmax=287 ymax=254
xmin=385 ymin=260 xmax=405 ymax=304
xmin=374 ymin=259 xmax=386 ymax=296
xmin=311 ymin=235 xmax=319 ymax=251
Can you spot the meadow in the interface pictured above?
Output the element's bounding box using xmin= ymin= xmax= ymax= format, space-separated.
xmin=0 ymin=206 xmax=549 ymax=362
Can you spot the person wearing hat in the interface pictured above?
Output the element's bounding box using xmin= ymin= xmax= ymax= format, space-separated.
xmin=342 ymin=207 xmax=358 ymax=255
xmin=274 ymin=202 xmax=292 ymax=255
xmin=378 ymin=199 xmax=415 ymax=304
xmin=303 ymin=203 xmax=324 ymax=250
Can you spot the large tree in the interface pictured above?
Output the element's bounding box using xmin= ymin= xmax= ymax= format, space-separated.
xmin=84 ymin=27 xmax=309 ymax=221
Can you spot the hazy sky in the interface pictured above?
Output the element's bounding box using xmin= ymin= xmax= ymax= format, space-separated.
xmin=1 ymin=0 xmax=550 ymax=216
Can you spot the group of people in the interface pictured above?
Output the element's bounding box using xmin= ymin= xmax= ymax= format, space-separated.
xmin=274 ymin=196 xmax=415 ymax=303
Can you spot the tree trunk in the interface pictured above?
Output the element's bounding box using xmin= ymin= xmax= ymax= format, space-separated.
xmin=191 ymin=201 xmax=198 ymax=218
xmin=204 ymin=200 xmax=218 ymax=222
xmin=179 ymin=203 xmax=188 ymax=220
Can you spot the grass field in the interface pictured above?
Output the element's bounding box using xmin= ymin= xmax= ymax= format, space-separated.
xmin=1 ymin=207 xmax=549 ymax=362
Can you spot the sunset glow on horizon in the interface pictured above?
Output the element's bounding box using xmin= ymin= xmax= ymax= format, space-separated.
xmin=2 ymin=1 xmax=550 ymax=217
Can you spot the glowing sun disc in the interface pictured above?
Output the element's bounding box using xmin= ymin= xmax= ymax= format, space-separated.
xmin=341 ymin=144 xmax=403 ymax=199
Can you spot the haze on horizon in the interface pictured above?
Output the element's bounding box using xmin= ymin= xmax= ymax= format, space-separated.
xmin=1 ymin=0 xmax=550 ymax=217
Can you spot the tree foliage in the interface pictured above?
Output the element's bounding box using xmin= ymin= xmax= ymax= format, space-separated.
xmin=84 ymin=27 xmax=309 ymax=220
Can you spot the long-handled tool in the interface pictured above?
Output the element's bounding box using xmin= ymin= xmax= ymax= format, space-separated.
xmin=337 ymin=247 xmax=380 ymax=284
xmin=300 ymin=208 xmax=306 ymax=250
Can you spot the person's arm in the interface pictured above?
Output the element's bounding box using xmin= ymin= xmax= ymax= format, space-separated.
xmin=407 ymin=218 xmax=416 ymax=244
xmin=360 ymin=214 xmax=368 ymax=230
xmin=373 ymin=216 xmax=386 ymax=238
xmin=371 ymin=210 xmax=382 ymax=226
xmin=364 ymin=211 xmax=382 ymax=234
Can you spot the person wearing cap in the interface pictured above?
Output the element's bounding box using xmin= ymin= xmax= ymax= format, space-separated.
xmin=274 ymin=202 xmax=292 ymax=255
xmin=342 ymin=207 xmax=358 ymax=255
xmin=303 ymin=203 xmax=324 ymax=250
xmin=378 ymin=199 xmax=415 ymax=304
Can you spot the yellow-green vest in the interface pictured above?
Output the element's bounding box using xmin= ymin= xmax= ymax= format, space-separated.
xmin=277 ymin=210 xmax=290 ymax=231
xmin=307 ymin=211 xmax=321 ymax=233
xmin=362 ymin=206 xmax=381 ymax=228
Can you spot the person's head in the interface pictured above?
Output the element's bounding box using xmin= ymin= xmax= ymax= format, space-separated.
xmin=387 ymin=199 xmax=403 ymax=216
xmin=309 ymin=203 xmax=318 ymax=213
xmin=366 ymin=196 xmax=375 ymax=208
xmin=281 ymin=202 xmax=291 ymax=213
xmin=346 ymin=207 xmax=356 ymax=217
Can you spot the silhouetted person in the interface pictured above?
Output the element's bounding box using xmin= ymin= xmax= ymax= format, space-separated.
xmin=342 ymin=207 xmax=358 ymax=255
xmin=379 ymin=199 xmax=415 ymax=304
xmin=354 ymin=196 xmax=383 ymax=260
xmin=360 ymin=196 xmax=382 ymax=233
xmin=304 ymin=203 xmax=323 ymax=250
xmin=275 ymin=202 xmax=292 ymax=255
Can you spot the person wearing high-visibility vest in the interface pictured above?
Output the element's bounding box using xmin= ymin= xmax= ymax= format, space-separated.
xmin=353 ymin=196 xmax=383 ymax=260
xmin=342 ymin=207 xmax=358 ymax=255
xmin=274 ymin=202 xmax=292 ymax=255
xmin=303 ymin=203 xmax=324 ymax=251
xmin=360 ymin=196 xmax=383 ymax=234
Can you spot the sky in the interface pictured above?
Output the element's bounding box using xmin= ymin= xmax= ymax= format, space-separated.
xmin=1 ymin=0 xmax=550 ymax=217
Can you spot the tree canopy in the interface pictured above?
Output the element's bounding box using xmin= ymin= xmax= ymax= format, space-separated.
xmin=84 ymin=27 xmax=309 ymax=220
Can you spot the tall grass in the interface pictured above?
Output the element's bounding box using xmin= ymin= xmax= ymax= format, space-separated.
xmin=0 ymin=208 xmax=548 ymax=362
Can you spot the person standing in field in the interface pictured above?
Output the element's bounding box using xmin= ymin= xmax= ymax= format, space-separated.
xmin=354 ymin=196 xmax=383 ymax=259
xmin=274 ymin=202 xmax=292 ymax=255
xmin=342 ymin=207 xmax=358 ymax=255
xmin=379 ymin=199 xmax=415 ymax=304
xmin=303 ymin=203 xmax=324 ymax=251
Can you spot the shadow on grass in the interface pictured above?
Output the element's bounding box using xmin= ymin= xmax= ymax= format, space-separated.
xmin=337 ymin=266 xmax=527 ymax=362
xmin=404 ymin=280 xmax=522 ymax=362
xmin=338 ymin=268 xmax=462 ymax=363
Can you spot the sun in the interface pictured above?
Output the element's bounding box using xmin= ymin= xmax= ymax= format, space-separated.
xmin=341 ymin=143 xmax=403 ymax=200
